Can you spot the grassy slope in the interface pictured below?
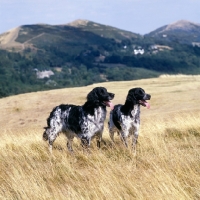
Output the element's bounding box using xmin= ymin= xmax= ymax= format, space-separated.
xmin=0 ymin=75 xmax=200 ymax=199
xmin=68 ymin=20 xmax=139 ymax=40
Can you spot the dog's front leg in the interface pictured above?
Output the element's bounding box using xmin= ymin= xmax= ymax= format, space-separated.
xmin=132 ymin=128 xmax=139 ymax=153
xmin=109 ymin=129 xmax=115 ymax=144
xmin=67 ymin=138 xmax=74 ymax=152
xmin=81 ymin=136 xmax=91 ymax=150
xmin=120 ymin=132 xmax=128 ymax=147
xmin=96 ymin=132 xmax=102 ymax=149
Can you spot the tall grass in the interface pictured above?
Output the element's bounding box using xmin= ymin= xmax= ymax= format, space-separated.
xmin=0 ymin=75 xmax=200 ymax=199
xmin=0 ymin=113 xmax=199 ymax=200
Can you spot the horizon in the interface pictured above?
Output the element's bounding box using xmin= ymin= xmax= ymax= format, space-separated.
xmin=1 ymin=18 xmax=200 ymax=37
xmin=0 ymin=0 xmax=199 ymax=35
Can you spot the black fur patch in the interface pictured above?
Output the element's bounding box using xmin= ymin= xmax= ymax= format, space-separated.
xmin=43 ymin=87 xmax=114 ymax=152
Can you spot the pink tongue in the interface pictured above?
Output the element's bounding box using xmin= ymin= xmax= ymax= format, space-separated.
xmin=106 ymin=101 xmax=114 ymax=110
xmin=145 ymin=102 xmax=150 ymax=109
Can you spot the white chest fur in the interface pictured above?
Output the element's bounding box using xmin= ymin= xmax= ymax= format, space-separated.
xmin=81 ymin=107 xmax=106 ymax=138
xmin=120 ymin=105 xmax=140 ymax=137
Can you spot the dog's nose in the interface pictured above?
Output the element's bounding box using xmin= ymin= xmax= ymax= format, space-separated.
xmin=110 ymin=93 xmax=115 ymax=99
xmin=144 ymin=94 xmax=151 ymax=100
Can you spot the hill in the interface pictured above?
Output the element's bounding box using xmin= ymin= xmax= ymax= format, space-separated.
xmin=0 ymin=20 xmax=140 ymax=51
xmin=0 ymin=19 xmax=200 ymax=98
xmin=146 ymin=20 xmax=200 ymax=44
xmin=0 ymin=23 xmax=111 ymax=52
xmin=67 ymin=19 xmax=139 ymax=41
xmin=0 ymin=76 xmax=200 ymax=199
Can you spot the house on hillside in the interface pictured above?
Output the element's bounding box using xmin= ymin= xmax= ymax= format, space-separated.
xmin=192 ymin=42 xmax=200 ymax=47
xmin=134 ymin=49 xmax=144 ymax=55
xmin=34 ymin=69 xmax=54 ymax=79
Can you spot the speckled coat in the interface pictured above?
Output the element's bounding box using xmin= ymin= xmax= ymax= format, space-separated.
xmin=108 ymin=88 xmax=151 ymax=149
xmin=43 ymin=87 xmax=114 ymax=152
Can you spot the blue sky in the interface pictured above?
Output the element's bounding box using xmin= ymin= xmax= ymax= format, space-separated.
xmin=0 ymin=0 xmax=199 ymax=35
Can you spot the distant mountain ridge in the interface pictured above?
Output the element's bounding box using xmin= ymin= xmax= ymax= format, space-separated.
xmin=163 ymin=20 xmax=200 ymax=31
xmin=66 ymin=19 xmax=139 ymax=40
xmin=0 ymin=19 xmax=200 ymax=50
xmin=0 ymin=20 xmax=140 ymax=51
xmin=146 ymin=20 xmax=200 ymax=44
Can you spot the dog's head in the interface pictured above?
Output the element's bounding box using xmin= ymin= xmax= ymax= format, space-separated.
xmin=86 ymin=87 xmax=115 ymax=109
xmin=126 ymin=87 xmax=151 ymax=108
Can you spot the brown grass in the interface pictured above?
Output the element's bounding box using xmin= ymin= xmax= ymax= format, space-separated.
xmin=0 ymin=75 xmax=200 ymax=199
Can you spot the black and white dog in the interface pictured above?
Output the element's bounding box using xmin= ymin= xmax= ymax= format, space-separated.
xmin=43 ymin=87 xmax=114 ymax=152
xmin=108 ymin=88 xmax=151 ymax=150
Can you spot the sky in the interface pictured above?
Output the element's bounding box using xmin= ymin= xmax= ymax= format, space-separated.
xmin=0 ymin=0 xmax=200 ymax=35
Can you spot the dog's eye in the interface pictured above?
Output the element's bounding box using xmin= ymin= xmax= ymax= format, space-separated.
xmin=138 ymin=90 xmax=144 ymax=95
xmin=139 ymin=91 xmax=143 ymax=94
xmin=101 ymin=89 xmax=106 ymax=94
xmin=135 ymin=90 xmax=144 ymax=98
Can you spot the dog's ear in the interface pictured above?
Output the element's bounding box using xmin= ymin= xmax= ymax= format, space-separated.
xmin=126 ymin=89 xmax=136 ymax=103
xmin=87 ymin=88 xmax=98 ymax=101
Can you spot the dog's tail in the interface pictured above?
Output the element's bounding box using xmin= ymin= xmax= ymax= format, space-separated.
xmin=43 ymin=127 xmax=49 ymax=141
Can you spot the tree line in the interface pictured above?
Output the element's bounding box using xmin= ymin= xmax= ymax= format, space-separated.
xmin=0 ymin=38 xmax=200 ymax=98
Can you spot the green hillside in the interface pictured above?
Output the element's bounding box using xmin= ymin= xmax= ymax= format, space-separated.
xmin=0 ymin=19 xmax=200 ymax=98
xmin=67 ymin=19 xmax=140 ymax=40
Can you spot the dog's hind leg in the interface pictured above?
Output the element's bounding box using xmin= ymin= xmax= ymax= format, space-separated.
xmin=43 ymin=126 xmax=61 ymax=153
xmin=48 ymin=129 xmax=59 ymax=153
xmin=43 ymin=128 xmax=49 ymax=141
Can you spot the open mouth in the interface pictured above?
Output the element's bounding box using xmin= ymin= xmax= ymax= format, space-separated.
xmin=103 ymin=101 xmax=114 ymax=110
xmin=139 ymin=100 xmax=150 ymax=109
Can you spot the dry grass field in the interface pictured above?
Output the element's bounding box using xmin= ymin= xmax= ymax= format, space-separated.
xmin=0 ymin=75 xmax=200 ymax=200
